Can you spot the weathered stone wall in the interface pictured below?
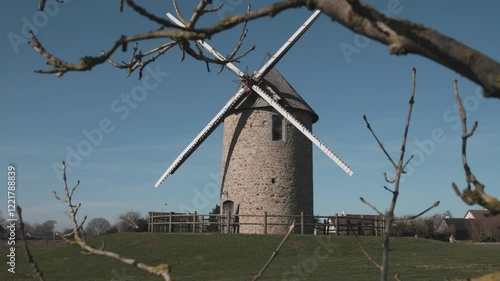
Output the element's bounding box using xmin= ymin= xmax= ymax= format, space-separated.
xmin=221 ymin=107 xmax=314 ymax=234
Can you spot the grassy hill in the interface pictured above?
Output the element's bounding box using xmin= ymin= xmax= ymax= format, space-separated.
xmin=2 ymin=233 xmax=499 ymax=281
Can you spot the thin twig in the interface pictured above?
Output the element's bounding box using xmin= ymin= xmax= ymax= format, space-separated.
xmin=384 ymin=173 xmax=395 ymax=184
xmin=402 ymin=155 xmax=413 ymax=171
xmin=252 ymin=220 xmax=296 ymax=281
xmin=188 ymin=0 xmax=214 ymax=28
xmin=173 ymin=0 xmax=187 ymax=25
xmin=16 ymin=206 xmax=45 ymax=281
xmin=225 ymin=5 xmax=252 ymax=62
xmin=363 ymin=115 xmax=397 ymax=169
xmin=55 ymin=161 xmax=173 ymax=280
xmin=405 ymin=201 xmax=440 ymax=220
xmin=125 ymin=0 xmax=175 ymax=28
xmin=360 ymin=197 xmax=383 ymax=216
xmin=396 ymin=68 xmax=417 ymax=176
xmin=383 ymin=186 xmax=395 ymax=194
xmin=128 ymin=42 xmax=139 ymax=66
xmin=104 ymin=41 xmax=177 ymax=78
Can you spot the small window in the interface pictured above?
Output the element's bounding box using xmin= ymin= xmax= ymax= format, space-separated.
xmin=272 ymin=115 xmax=283 ymax=141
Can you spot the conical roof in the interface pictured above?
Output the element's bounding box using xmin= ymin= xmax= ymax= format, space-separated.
xmin=232 ymin=68 xmax=319 ymax=123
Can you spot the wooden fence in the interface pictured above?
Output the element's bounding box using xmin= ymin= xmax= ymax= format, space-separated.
xmin=148 ymin=212 xmax=384 ymax=236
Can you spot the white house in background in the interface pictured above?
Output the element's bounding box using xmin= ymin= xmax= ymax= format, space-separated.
xmin=465 ymin=209 xmax=488 ymax=220
xmin=438 ymin=209 xmax=500 ymax=241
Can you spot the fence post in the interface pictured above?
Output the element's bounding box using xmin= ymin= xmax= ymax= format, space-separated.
xmin=361 ymin=214 xmax=365 ymax=236
xmin=377 ymin=217 xmax=382 ymax=236
xmin=378 ymin=217 xmax=382 ymax=236
xmin=148 ymin=213 xmax=151 ymax=233
xmin=226 ymin=212 xmax=231 ymax=234
xmin=300 ymin=212 xmax=304 ymax=235
xmin=263 ymin=212 xmax=268 ymax=235
xmin=335 ymin=214 xmax=339 ymax=236
xmin=193 ymin=211 xmax=197 ymax=233
xmin=168 ymin=212 xmax=172 ymax=233
xmin=218 ymin=214 xmax=222 ymax=233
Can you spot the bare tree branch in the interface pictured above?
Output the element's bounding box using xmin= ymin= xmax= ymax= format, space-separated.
xmin=402 ymin=155 xmax=414 ymax=171
xmin=219 ymin=5 xmax=253 ymax=73
xmin=405 ymin=201 xmax=440 ymax=220
xmin=172 ymin=0 xmax=187 ymax=25
xmin=363 ymin=115 xmax=397 ymax=169
xmin=383 ymin=185 xmax=395 ymax=194
xmin=55 ymin=161 xmax=173 ymax=280
xmin=38 ymin=0 xmax=64 ymax=11
xmin=125 ymin=0 xmax=176 ymax=28
xmin=104 ymin=41 xmax=177 ymax=78
xmin=383 ymin=173 xmax=395 ymax=184
xmin=30 ymin=31 xmax=125 ymax=77
xmin=360 ymin=197 xmax=383 ymax=216
xmin=16 ymin=206 xmax=45 ymax=281
xmin=362 ymin=68 xmax=418 ymax=281
xmin=312 ymin=0 xmax=500 ymax=98
xmin=378 ymin=68 xmax=417 ymax=280
xmin=187 ymin=0 xmax=220 ymax=28
xmin=252 ymin=220 xmax=296 ymax=281
xmin=38 ymin=0 xmax=46 ymax=11
xmin=30 ymin=0 xmax=301 ymax=77
xmin=451 ymin=80 xmax=500 ymax=215
xmin=32 ymin=0 xmax=500 ymax=97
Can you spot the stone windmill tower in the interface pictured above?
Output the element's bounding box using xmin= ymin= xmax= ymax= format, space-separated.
xmin=220 ymin=68 xmax=319 ymax=234
xmin=155 ymin=11 xmax=353 ymax=234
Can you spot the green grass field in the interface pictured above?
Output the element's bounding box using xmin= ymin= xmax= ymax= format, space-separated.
xmin=2 ymin=233 xmax=499 ymax=281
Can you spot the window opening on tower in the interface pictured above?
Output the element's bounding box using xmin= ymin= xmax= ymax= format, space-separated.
xmin=271 ymin=114 xmax=284 ymax=141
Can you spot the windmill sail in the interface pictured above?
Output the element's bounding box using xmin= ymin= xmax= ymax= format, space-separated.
xmin=254 ymin=10 xmax=321 ymax=80
xmin=154 ymin=87 xmax=248 ymax=188
xmin=156 ymin=10 xmax=352 ymax=188
xmin=155 ymin=14 xmax=248 ymax=188
xmin=251 ymin=84 xmax=353 ymax=176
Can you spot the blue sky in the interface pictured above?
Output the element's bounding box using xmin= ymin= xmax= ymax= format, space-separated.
xmin=1 ymin=1 xmax=499 ymax=230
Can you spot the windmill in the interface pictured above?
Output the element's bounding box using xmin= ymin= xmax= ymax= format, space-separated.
xmin=156 ymin=10 xmax=353 ymax=234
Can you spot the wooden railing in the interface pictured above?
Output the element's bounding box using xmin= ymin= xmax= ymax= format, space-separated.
xmin=148 ymin=212 xmax=384 ymax=236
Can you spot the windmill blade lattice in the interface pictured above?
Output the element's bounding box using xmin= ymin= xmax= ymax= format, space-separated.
xmin=251 ymin=84 xmax=353 ymax=176
xmin=154 ymin=87 xmax=249 ymax=188
xmin=254 ymin=10 xmax=321 ymax=80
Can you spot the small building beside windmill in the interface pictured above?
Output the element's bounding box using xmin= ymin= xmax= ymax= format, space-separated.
xmin=220 ymin=68 xmax=317 ymax=234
